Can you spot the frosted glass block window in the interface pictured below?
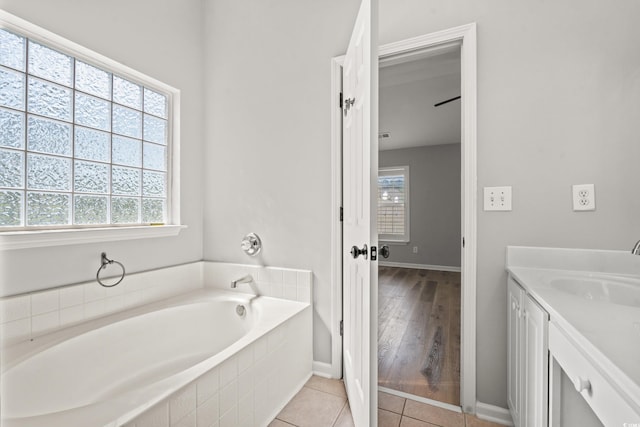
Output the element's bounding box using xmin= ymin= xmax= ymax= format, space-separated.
xmin=74 ymin=161 xmax=109 ymax=194
xmin=112 ymin=135 xmax=141 ymax=167
xmin=142 ymin=171 xmax=166 ymax=197
xmin=74 ymin=127 xmax=110 ymax=162
xmin=143 ymin=88 xmax=167 ymax=118
xmin=143 ymin=114 xmax=166 ymax=144
xmin=0 ymin=107 xmax=25 ymax=149
xmin=26 ymin=192 xmax=70 ymax=226
xmin=0 ymin=190 xmax=22 ymax=226
xmin=74 ymin=195 xmax=108 ymax=224
xmin=28 ymin=41 xmax=73 ymax=87
xmin=27 ymin=116 xmax=72 ymax=156
xmin=0 ymin=149 xmax=24 ymax=188
xmin=142 ymin=198 xmax=164 ymax=223
xmin=28 ymin=77 xmax=72 ymax=121
xmin=0 ymin=67 xmax=25 ymax=110
xmin=75 ymin=61 xmax=111 ymax=99
xmin=27 ymin=153 xmax=71 ymax=192
xmin=75 ymin=92 xmax=110 ymax=131
xmin=0 ymin=27 xmax=172 ymax=228
xmin=143 ymin=142 xmax=166 ymax=171
xmin=112 ymin=197 xmax=139 ymax=224
xmin=113 ymin=104 xmax=141 ymax=138
xmin=113 ymin=76 xmax=141 ymax=110
xmin=0 ymin=30 xmax=25 ymax=71
xmin=112 ymin=166 xmax=141 ymax=196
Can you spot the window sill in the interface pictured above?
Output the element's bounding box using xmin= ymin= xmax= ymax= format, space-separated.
xmin=0 ymin=225 xmax=187 ymax=251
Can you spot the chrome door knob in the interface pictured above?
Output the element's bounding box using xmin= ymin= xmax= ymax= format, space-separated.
xmin=380 ymin=245 xmax=390 ymax=258
xmin=350 ymin=244 xmax=368 ymax=260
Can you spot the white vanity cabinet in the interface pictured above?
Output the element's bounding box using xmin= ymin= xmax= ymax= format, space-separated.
xmin=508 ymin=276 xmax=549 ymax=427
xmin=548 ymin=323 xmax=638 ymax=426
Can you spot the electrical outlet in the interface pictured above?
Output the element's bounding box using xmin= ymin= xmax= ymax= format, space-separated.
xmin=572 ymin=184 xmax=595 ymax=211
xmin=412 ymin=246 xmax=418 ymax=253
xmin=484 ymin=186 xmax=512 ymax=211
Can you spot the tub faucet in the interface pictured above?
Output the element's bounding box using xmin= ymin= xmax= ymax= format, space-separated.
xmin=632 ymin=239 xmax=640 ymax=256
xmin=231 ymin=274 xmax=253 ymax=288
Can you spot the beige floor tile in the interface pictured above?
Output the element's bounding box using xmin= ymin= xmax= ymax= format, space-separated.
xmin=334 ymin=403 xmax=355 ymax=427
xmin=378 ymin=391 xmax=406 ymax=414
xmin=379 ymin=409 xmax=402 ymax=427
xmin=269 ymin=419 xmax=296 ymax=426
xmin=305 ymin=375 xmax=348 ymax=398
xmin=400 ymin=416 xmax=440 ymax=427
xmin=464 ymin=414 xmax=506 ymax=427
xmin=276 ymin=386 xmax=346 ymax=427
xmin=403 ymin=400 xmax=464 ymax=427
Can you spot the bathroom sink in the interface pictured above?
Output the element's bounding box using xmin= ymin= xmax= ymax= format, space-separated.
xmin=550 ymin=277 xmax=640 ymax=308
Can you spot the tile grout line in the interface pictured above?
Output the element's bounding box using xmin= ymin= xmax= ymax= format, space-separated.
xmin=304 ymin=383 xmax=349 ymax=399
xmin=400 ymin=413 xmax=446 ymax=427
xmin=331 ymin=400 xmax=349 ymax=427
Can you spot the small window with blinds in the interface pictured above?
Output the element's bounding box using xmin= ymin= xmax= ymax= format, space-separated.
xmin=378 ymin=166 xmax=410 ymax=242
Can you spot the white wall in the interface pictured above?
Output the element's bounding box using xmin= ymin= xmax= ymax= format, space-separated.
xmin=379 ymin=145 xmax=461 ymax=267
xmin=201 ymin=0 xmax=361 ymax=365
xmin=0 ymin=0 xmax=205 ymax=296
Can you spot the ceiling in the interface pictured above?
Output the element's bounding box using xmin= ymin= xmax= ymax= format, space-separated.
xmin=379 ymin=48 xmax=461 ymax=151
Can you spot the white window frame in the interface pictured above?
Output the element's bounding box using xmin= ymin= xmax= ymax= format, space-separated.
xmin=0 ymin=10 xmax=184 ymax=250
xmin=378 ymin=165 xmax=410 ymax=243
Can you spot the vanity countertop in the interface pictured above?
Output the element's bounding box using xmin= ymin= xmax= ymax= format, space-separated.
xmin=506 ymin=246 xmax=640 ymax=413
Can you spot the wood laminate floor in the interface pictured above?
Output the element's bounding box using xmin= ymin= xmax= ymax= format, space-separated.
xmin=378 ymin=266 xmax=461 ymax=406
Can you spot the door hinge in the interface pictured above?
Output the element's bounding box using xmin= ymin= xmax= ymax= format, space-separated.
xmin=340 ymin=320 xmax=344 ymax=336
xmin=462 ymin=237 xmax=465 ymax=248
xmin=339 ymin=92 xmax=343 ymax=109
xmin=339 ymin=207 xmax=343 ymax=222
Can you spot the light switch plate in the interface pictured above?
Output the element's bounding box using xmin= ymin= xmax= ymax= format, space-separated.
xmin=484 ymin=186 xmax=512 ymax=211
xmin=572 ymin=184 xmax=595 ymax=211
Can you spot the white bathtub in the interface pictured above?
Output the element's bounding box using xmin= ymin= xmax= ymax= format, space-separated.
xmin=0 ymin=288 xmax=312 ymax=427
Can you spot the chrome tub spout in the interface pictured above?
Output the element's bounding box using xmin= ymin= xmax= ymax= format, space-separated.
xmin=231 ymin=274 xmax=253 ymax=288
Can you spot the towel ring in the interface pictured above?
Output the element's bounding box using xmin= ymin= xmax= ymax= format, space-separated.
xmin=96 ymin=252 xmax=125 ymax=287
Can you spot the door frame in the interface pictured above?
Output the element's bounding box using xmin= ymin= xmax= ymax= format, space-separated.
xmin=330 ymin=23 xmax=478 ymax=413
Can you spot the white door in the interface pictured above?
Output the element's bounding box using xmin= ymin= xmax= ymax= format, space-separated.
xmin=342 ymin=0 xmax=377 ymax=426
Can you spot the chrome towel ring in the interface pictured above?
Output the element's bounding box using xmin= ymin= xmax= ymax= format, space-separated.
xmin=96 ymin=252 xmax=125 ymax=287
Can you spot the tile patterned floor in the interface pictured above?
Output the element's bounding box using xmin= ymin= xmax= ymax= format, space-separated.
xmin=270 ymin=376 xmax=505 ymax=427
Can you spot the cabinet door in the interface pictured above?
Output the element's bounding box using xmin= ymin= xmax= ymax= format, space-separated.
xmin=522 ymin=294 xmax=549 ymax=427
xmin=507 ymin=277 xmax=523 ymax=425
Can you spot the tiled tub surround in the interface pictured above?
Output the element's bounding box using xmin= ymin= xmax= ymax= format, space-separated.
xmin=0 ymin=262 xmax=313 ymax=427
xmin=202 ymin=262 xmax=312 ymax=304
xmin=0 ymin=261 xmax=312 ymax=346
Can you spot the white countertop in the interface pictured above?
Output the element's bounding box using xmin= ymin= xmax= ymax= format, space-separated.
xmin=506 ymin=246 xmax=640 ymax=413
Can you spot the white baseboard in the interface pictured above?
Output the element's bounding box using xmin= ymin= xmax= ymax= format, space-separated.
xmin=475 ymin=401 xmax=514 ymax=426
xmin=312 ymin=361 xmax=335 ymax=378
xmin=379 ymin=261 xmax=461 ymax=273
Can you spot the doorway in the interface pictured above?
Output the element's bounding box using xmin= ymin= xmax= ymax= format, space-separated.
xmin=330 ymin=23 xmax=477 ymax=417
xmin=377 ymin=47 xmax=462 ymax=408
